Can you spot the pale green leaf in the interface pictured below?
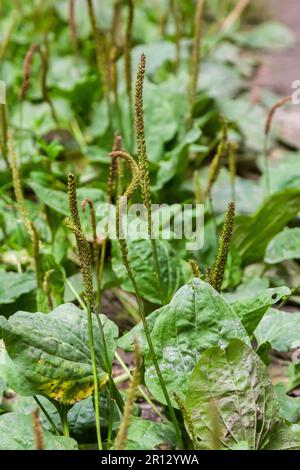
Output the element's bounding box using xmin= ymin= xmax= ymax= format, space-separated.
xmin=0 ymin=412 xmax=77 ymax=450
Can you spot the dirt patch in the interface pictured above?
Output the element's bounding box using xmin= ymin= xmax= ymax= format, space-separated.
xmin=255 ymin=0 xmax=300 ymax=95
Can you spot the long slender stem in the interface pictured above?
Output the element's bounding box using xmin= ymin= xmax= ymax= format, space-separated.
xmin=115 ymin=351 xmax=162 ymax=418
xmin=86 ymin=300 xmax=102 ymax=450
xmin=188 ymin=0 xmax=206 ymax=127
xmin=64 ymin=275 xmax=124 ymax=415
xmin=33 ymin=396 xmax=59 ymax=435
xmin=126 ymin=273 xmax=183 ymax=449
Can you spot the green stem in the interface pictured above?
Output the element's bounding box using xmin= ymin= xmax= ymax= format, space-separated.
xmin=57 ymin=404 xmax=70 ymax=438
xmin=86 ymin=300 xmax=102 ymax=450
xmin=125 ymin=269 xmax=183 ymax=449
xmin=65 ymin=276 xmax=124 ymax=414
xmin=33 ymin=396 xmax=59 ymax=435
xmin=115 ymin=351 xmax=162 ymax=418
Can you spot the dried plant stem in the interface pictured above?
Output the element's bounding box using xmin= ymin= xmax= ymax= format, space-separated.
xmin=264 ymin=96 xmax=291 ymax=197
xmin=170 ymin=0 xmax=181 ymax=72
xmin=39 ymin=46 xmax=59 ymax=126
xmin=68 ymin=0 xmax=78 ymax=51
xmin=111 ymin=150 xmax=183 ymax=449
xmin=135 ymin=54 xmax=162 ymax=298
xmin=188 ymin=0 xmax=205 ymax=127
xmin=115 ymin=341 xmax=142 ymax=450
xmin=32 ymin=408 xmax=44 ymax=450
xmin=212 ymin=201 xmax=235 ymax=292
xmin=221 ymin=0 xmax=251 ymax=32
xmin=19 ymin=43 xmax=38 ymax=101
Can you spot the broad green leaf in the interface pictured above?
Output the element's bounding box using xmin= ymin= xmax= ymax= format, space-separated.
xmin=228 ymin=286 xmax=290 ymax=335
xmin=122 ymin=417 xmax=177 ymax=450
xmin=0 ymin=350 xmax=38 ymax=396
xmin=117 ymin=309 xmax=159 ymax=353
xmin=275 ymin=383 xmax=300 ymax=424
xmin=112 ymin=239 xmax=188 ymax=305
xmin=0 ymin=412 xmax=77 ymax=450
xmin=255 ymin=308 xmax=300 ymax=352
xmin=233 ymin=21 xmax=294 ymax=50
xmin=29 ymin=182 xmax=105 ymax=218
xmin=265 ymin=228 xmax=300 ymax=264
xmin=269 ymin=152 xmax=300 ymax=193
xmin=0 ymin=303 xmax=118 ymax=404
xmin=0 ymin=270 xmax=36 ymax=305
xmin=233 ymin=189 xmax=300 ymax=265
xmin=185 ymin=339 xmax=279 ymax=450
xmin=263 ymin=422 xmax=300 ymax=450
xmin=144 ymin=279 xmax=249 ymax=406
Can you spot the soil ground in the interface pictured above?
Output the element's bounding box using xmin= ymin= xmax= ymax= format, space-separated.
xmin=256 ymin=0 xmax=300 ymax=95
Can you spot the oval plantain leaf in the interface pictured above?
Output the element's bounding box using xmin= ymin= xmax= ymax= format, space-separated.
xmin=121 ymin=417 xmax=177 ymax=450
xmin=144 ymin=279 xmax=249 ymax=406
xmin=0 ymin=412 xmax=78 ymax=450
xmin=112 ymin=239 xmax=189 ymax=305
xmin=233 ymin=189 xmax=300 ymax=265
xmin=255 ymin=308 xmax=300 ymax=352
xmin=0 ymin=303 xmax=118 ymax=404
xmin=263 ymin=422 xmax=300 ymax=450
xmin=185 ymin=339 xmax=279 ymax=450
xmin=227 ymin=286 xmax=290 ymax=335
xmin=0 ymin=270 xmax=36 ymax=305
xmin=265 ymin=228 xmax=300 ymax=264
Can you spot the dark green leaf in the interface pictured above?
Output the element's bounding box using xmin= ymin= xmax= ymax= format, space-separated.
xmin=233 ymin=189 xmax=300 ymax=265
xmin=144 ymin=279 xmax=249 ymax=406
xmin=0 ymin=304 xmax=118 ymax=404
xmin=185 ymin=339 xmax=279 ymax=450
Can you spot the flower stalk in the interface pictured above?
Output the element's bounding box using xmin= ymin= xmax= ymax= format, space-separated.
xmin=111 ymin=149 xmax=183 ymax=449
xmin=212 ymin=201 xmax=235 ymax=292
xmin=135 ymin=54 xmax=162 ymax=298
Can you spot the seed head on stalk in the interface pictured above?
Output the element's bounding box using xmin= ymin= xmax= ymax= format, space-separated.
xmin=110 ymin=148 xmax=183 ymax=448
xmin=67 ymin=174 xmax=94 ymax=309
xmin=204 ymin=116 xmax=229 ymax=200
xmin=212 ymin=201 xmax=235 ymax=292
xmin=174 ymin=392 xmax=199 ymax=449
xmin=8 ymin=130 xmax=42 ymax=289
xmin=19 ymin=43 xmax=38 ymax=101
xmin=189 ymin=259 xmax=201 ymax=278
xmin=135 ymin=53 xmax=162 ymax=293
